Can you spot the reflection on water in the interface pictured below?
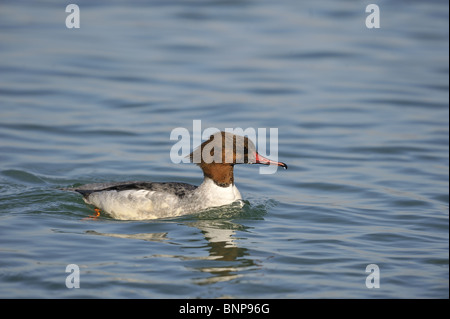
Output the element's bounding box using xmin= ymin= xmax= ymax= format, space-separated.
xmin=84 ymin=212 xmax=263 ymax=285
xmin=85 ymin=230 xmax=168 ymax=242
xmin=188 ymin=219 xmax=255 ymax=285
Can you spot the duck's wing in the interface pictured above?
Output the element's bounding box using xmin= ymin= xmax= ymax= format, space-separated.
xmin=71 ymin=181 xmax=197 ymax=199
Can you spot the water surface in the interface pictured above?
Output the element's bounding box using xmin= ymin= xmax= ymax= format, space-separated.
xmin=0 ymin=0 xmax=448 ymax=298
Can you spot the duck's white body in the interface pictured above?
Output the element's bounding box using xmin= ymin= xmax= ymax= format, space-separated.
xmin=79 ymin=177 xmax=242 ymax=220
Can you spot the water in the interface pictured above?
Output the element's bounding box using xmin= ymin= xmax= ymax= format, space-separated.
xmin=0 ymin=0 xmax=448 ymax=298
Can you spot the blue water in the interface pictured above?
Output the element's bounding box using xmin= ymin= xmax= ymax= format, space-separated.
xmin=0 ymin=0 xmax=448 ymax=298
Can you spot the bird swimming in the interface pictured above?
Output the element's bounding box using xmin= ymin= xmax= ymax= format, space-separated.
xmin=67 ymin=131 xmax=287 ymax=220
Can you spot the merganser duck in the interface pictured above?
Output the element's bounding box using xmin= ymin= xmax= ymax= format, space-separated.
xmin=71 ymin=131 xmax=287 ymax=220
